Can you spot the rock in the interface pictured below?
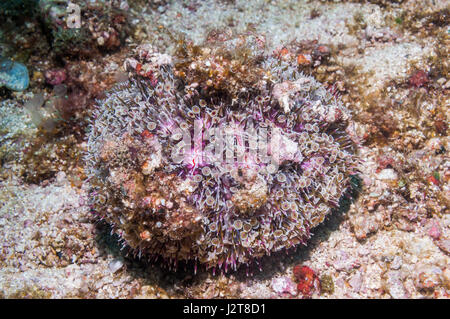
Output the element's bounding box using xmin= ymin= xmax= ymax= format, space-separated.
xmin=350 ymin=212 xmax=382 ymax=240
xmin=415 ymin=266 xmax=442 ymax=291
xmin=0 ymin=59 xmax=29 ymax=91
xmin=376 ymin=168 xmax=398 ymax=181
xmin=313 ymin=45 xmax=330 ymax=58
xmin=108 ymin=259 xmax=124 ymax=274
xmin=436 ymin=77 xmax=446 ymax=86
xmin=408 ymin=70 xmax=429 ymax=88
xmin=297 ymin=54 xmax=311 ymax=66
xmin=348 ymin=272 xmax=363 ymax=292
xmin=271 ymin=277 xmax=297 ymax=296
xmin=426 ymin=220 xmax=441 ymax=240
xmin=385 ymin=271 xmax=407 ymax=299
xmin=44 ymin=69 xmax=67 ymax=86
xmin=444 ymin=80 xmax=450 ymax=90
xmin=332 ymin=250 xmax=360 ymax=272
xmin=442 ymin=268 xmax=450 ymax=290
xmin=56 ymin=171 xmax=67 ymax=184
xmin=436 ymin=238 xmax=450 ymax=255
xmin=390 ymin=256 xmax=403 ymax=270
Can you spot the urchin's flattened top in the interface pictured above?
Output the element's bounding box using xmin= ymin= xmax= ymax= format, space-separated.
xmin=85 ymin=42 xmax=360 ymax=272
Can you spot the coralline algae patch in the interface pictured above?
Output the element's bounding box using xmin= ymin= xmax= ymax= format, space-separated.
xmin=85 ymin=41 xmax=360 ymax=272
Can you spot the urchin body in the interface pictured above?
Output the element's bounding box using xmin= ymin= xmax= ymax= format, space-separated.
xmin=86 ymin=56 xmax=359 ymax=272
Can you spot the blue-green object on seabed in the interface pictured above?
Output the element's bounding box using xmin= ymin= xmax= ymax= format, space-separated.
xmin=0 ymin=59 xmax=30 ymax=91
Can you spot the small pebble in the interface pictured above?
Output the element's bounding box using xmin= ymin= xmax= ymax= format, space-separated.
xmin=271 ymin=277 xmax=297 ymax=296
xmin=377 ymin=168 xmax=398 ymax=181
xmin=385 ymin=271 xmax=407 ymax=299
xmin=108 ymin=259 xmax=124 ymax=273
xmin=348 ymin=272 xmax=363 ymax=292
xmin=390 ymin=256 xmax=403 ymax=270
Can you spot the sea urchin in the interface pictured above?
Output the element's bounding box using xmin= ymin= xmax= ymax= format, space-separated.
xmin=85 ymin=43 xmax=360 ymax=273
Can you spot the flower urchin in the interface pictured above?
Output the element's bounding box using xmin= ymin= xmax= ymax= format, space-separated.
xmin=85 ymin=43 xmax=360 ymax=273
